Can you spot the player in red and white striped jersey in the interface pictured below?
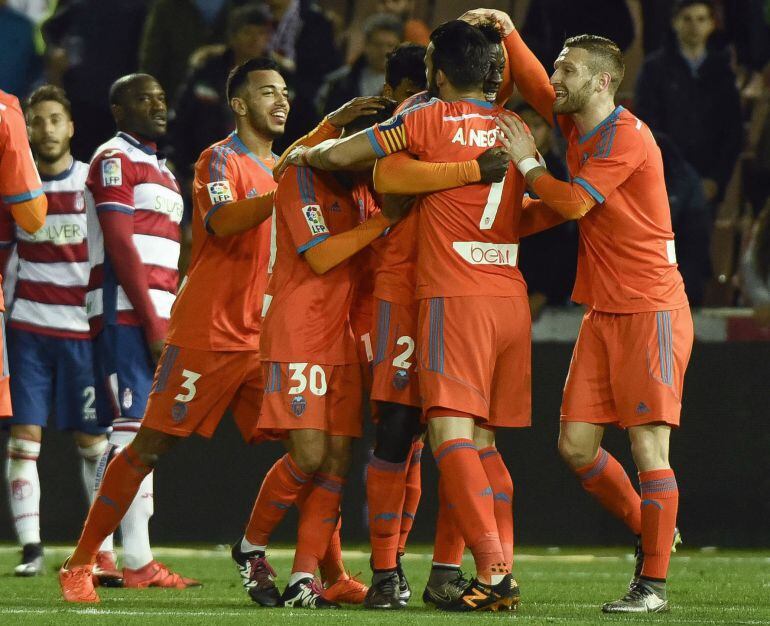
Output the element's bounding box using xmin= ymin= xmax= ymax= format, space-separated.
xmin=0 ymin=86 xmax=119 ymax=580
xmin=81 ymin=74 xmax=194 ymax=588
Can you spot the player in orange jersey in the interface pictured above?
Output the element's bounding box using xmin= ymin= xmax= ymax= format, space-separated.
xmin=58 ymin=57 xmax=288 ymax=604
xmin=0 ymin=88 xmax=47 ymax=417
xmin=284 ymin=21 xmax=535 ymax=612
xmin=487 ymin=9 xmax=692 ymax=613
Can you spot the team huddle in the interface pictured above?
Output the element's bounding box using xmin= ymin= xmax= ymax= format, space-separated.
xmin=0 ymin=7 xmax=692 ymax=615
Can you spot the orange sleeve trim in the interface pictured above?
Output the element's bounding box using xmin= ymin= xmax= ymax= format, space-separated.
xmin=9 ymin=194 xmax=47 ymax=234
xmin=206 ymin=191 xmax=274 ymax=236
xmin=373 ymin=151 xmax=481 ymax=194
xmin=274 ymin=119 xmax=341 ymax=179
xmin=503 ymin=29 xmax=555 ymax=125
xmin=529 ymin=173 xmax=595 ymax=219
xmin=303 ymin=213 xmax=390 ymax=275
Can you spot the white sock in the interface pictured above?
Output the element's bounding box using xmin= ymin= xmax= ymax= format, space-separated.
xmin=240 ymin=536 xmax=266 ymax=554
xmin=78 ymin=438 xmax=114 ymax=553
xmin=109 ymin=428 xmax=154 ymax=570
xmin=6 ymin=438 xmax=41 ymax=546
xmin=288 ymin=571 xmax=314 ymax=587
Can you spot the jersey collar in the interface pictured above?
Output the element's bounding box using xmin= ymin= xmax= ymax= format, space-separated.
xmin=39 ymin=156 xmax=75 ymax=182
xmin=461 ymin=97 xmax=495 ymax=109
xmin=118 ymin=131 xmax=157 ymax=155
xmin=227 ymin=132 xmax=276 ymax=177
xmin=578 ymin=105 xmax=624 ymax=144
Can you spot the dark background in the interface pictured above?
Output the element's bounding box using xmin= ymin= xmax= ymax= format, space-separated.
xmin=2 ymin=341 xmax=768 ymax=549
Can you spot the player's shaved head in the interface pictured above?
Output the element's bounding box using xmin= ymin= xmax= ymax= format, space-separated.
xmin=109 ymin=73 xmax=159 ymax=107
xmin=561 ymin=35 xmax=625 ymax=95
xmin=429 ymin=20 xmax=490 ymax=91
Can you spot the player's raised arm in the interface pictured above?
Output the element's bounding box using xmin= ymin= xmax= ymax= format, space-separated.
xmin=497 ymin=113 xmax=595 ymax=219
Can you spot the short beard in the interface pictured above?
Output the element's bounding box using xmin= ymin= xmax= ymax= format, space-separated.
xmin=35 ymin=146 xmax=68 ymax=164
xmin=553 ymin=79 xmax=594 ymax=115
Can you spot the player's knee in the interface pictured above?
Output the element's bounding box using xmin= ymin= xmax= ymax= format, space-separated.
xmin=373 ymin=402 xmax=420 ymax=463
xmin=557 ymin=433 xmax=594 ymax=469
xmin=130 ymin=428 xmax=179 ymax=467
xmin=9 ymin=425 xmax=42 ymax=444
xmin=76 ymin=436 xmax=109 ymax=463
xmin=322 ymin=436 xmax=353 ymax=476
xmin=630 ymin=437 xmax=668 ymax=471
xmin=290 ymin=445 xmax=326 ymax=475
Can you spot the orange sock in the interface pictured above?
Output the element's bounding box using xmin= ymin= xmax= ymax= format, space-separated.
xmin=433 ymin=438 xmax=503 ymax=580
xmin=398 ymin=439 xmax=423 ymax=554
xmin=575 ymin=448 xmax=641 ymax=535
xmin=245 ymin=454 xmax=311 ymax=546
xmin=319 ymin=515 xmax=346 ymax=583
xmin=70 ymin=446 xmax=150 ymax=567
xmin=639 ymin=469 xmax=679 ymax=581
xmin=367 ymin=454 xmax=408 ymax=571
xmin=292 ymin=473 xmax=345 ymax=575
xmin=432 ymin=475 xmax=465 ymax=566
xmin=479 ymin=447 xmax=514 ymax=566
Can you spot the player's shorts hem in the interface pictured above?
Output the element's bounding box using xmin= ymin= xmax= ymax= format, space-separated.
xmin=142 ymin=419 xmax=216 ymax=439
xmin=560 ymin=414 xmax=680 ymax=428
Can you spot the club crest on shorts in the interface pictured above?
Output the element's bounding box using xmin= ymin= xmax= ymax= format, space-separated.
xmin=291 ymin=395 xmax=306 ymax=416
xmin=11 ymin=479 xmax=32 ymax=500
xmin=393 ymin=368 xmax=409 ymax=390
xmin=122 ymin=388 xmax=133 ymax=409
xmin=172 ymin=402 xmax=188 ymax=422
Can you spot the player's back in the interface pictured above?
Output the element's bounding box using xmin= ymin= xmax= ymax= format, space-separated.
xmin=373 ymin=97 xmax=528 ymax=299
xmin=261 ymin=165 xmax=358 ymax=365
xmin=167 ymin=135 xmax=276 ymax=351
xmin=560 ymin=107 xmax=688 ymax=313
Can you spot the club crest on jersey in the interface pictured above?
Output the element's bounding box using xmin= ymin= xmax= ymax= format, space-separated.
xmin=302 ymin=204 xmax=328 ymax=235
xmin=122 ymin=388 xmax=133 ymax=409
xmin=172 ymin=402 xmax=188 ymax=422
xmin=291 ymin=395 xmax=307 ymax=416
xmin=101 ymin=158 xmax=122 ymax=187
xmin=393 ymin=369 xmax=409 ymax=391
xmin=207 ymin=180 xmax=233 ymax=205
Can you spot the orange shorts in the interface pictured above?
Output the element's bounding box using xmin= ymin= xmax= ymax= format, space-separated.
xmin=0 ymin=317 xmax=11 ymax=417
xmin=143 ymin=344 xmax=264 ymax=443
xmin=561 ymin=307 xmax=694 ymax=428
xmin=417 ymin=296 xmax=531 ymax=428
xmin=370 ymin=298 xmax=421 ymax=408
xmin=256 ymin=361 xmax=363 ymax=440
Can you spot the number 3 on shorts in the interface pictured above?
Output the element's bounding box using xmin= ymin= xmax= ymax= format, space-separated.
xmin=288 ymin=363 xmax=328 ymax=396
xmin=175 ymin=369 xmax=201 ymax=403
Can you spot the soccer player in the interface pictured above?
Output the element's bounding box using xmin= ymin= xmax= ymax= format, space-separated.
xmin=0 ymin=86 xmax=119 ymax=581
xmin=0 ymin=86 xmax=47 ymax=572
xmin=75 ymin=73 xmax=192 ymax=589
xmin=491 ymin=13 xmax=693 ymax=613
xmin=58 ymin=58 xmax=289 ymax=603
xmin=285 ymin=21 xmax=533 ymax=612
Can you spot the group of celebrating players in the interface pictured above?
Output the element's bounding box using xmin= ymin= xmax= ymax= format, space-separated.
xmin=0 ymin=6 xmax=691 ymax=614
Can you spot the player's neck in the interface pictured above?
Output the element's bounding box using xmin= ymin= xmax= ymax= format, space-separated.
xmin=439 ymin=84 xmax=486 ymax=103
xmin=37 ymin=153 xmax=73 ymax=178
xmin=571 ymin=100 xmax=618 ymax=137
xmin=235 ymin=124 xmax=274 ymax=159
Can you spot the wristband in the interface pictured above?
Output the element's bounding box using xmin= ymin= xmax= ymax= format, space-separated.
xmin=516 ymin=156 xmax=541 ymax=177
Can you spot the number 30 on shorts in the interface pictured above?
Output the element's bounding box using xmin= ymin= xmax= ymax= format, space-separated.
xmin=288 ymin=363 xmax=328 ymax=396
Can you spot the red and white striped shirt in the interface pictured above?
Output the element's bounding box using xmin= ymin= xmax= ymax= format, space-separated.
xmin=84 ymin=132 xmax=182 ymax=338
xmin=2 ymin=159 xmax=91 ymax=338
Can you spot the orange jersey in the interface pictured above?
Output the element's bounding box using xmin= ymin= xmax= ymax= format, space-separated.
xmin=260 ymin=165 xmax=359 ymax=365
xmin=166 ymin=133 xmax=276 ymax=351
xmin=0 ymin=91 xmax=43 ymax=208
xmin=368 ymin=98 xmax=528 ymax=300
xmin=558 ymin=107 xmax=688 ymax=313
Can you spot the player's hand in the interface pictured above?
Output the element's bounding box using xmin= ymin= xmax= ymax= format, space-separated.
xmin=381 ymin=194 xmax=415 ymax=224
xmin=148 ymin=339 xmax=165 ymax=364
xmin=327 ymin=96 xmax=394 ymax=129
xmin=459 ymin=8 xmax=515 ymax=36
xmin=477 ymin=147 xmax=510 ymax=184
xmin=495 ymin=114 xmax=537 ymax=166
xmin=274 ymin=145 xmax=310 ymax=182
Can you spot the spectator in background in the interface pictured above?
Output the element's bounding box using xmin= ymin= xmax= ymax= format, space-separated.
xmin=521 ymin=0 xmax=635 ymax=69
xmin=513 ymin=103 xmax=577 ymax=317
xmin=378 ymin=0 xmax=429 ymax=45
xmin=655 ymin=132 xmax=712 ymax=306
xmin=171 ymin=5 xmax=273 ymax=195
xmin=42 ymin=0 xmax=148 ymax=160
xmin=741 ymin=205 xmax=770 ymax=326
xmin=317 ymin=13 xmax=402 ymax=117
xmin=0 ymin=0 xmax=42 ymax=97
xmin=634 ymin=0 xmax=742 ymax=209
xmin=140 ymin=0 xmax=247 ymax=105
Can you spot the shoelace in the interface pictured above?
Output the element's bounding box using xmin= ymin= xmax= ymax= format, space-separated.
xmin=449 ymin=570 xmax=470 ymax=592
xmin=307 ymin=577 xmax=326 ymax=596
xmin=248 ymin=556 xmax=277 ymax=587
xmin=623 ymin=581 xmax=652 ymax=602
xmin=379 ymin=574 xmax=399 ymax=596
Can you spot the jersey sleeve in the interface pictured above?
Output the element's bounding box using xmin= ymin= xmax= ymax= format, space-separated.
xmin=192 ymin=145 xmax=240 ymax=233
xmin=279 ymin=166 xmax=331 ymax=254
xmin=365 ymin=100 xmax=435 ymax=157
xmin=571 ymin=123 xmax=647 ymax=204
xmin=0 ymin=100 xmax=43 ymax=205
xmin=86 ymin=150 xmax=136 ymax=214
xmin=0 ymin=202 xmax=16 ymax=249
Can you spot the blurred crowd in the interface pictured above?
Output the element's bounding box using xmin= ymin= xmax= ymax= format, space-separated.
xmin=1 ymin=0 xmax=769 ymax=319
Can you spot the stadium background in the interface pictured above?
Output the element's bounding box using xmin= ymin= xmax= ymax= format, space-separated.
xmin=1 ymin=0 xmax=770 ymax=551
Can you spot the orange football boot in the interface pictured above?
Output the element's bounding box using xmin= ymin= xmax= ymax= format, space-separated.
xmin=322 ymin=572 xmax=368 ymax=604
xmin=123 ymin=560 xmax=201 ymax=589
xmin=59 ymin=558 xmax=100 ymax=603
xmin=93 ymin=550 xmax=124 ymax=587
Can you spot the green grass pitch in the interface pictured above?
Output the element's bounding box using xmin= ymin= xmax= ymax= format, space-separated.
xmin=1 ymin=544 xmax=768 ymax=625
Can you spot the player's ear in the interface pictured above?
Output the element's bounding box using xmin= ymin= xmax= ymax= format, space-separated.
xmin=382 ymin=83 xmax=394 ymax=100
xmin=597 ymin=71 xmax=612 ymax=93
xmin=110 ymin=104 xmax=123 ymax=125
xmin=230 ymin=96 xmax=247 ymax=117
xmin=67 ymin=119 xmax=74 ymax=140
